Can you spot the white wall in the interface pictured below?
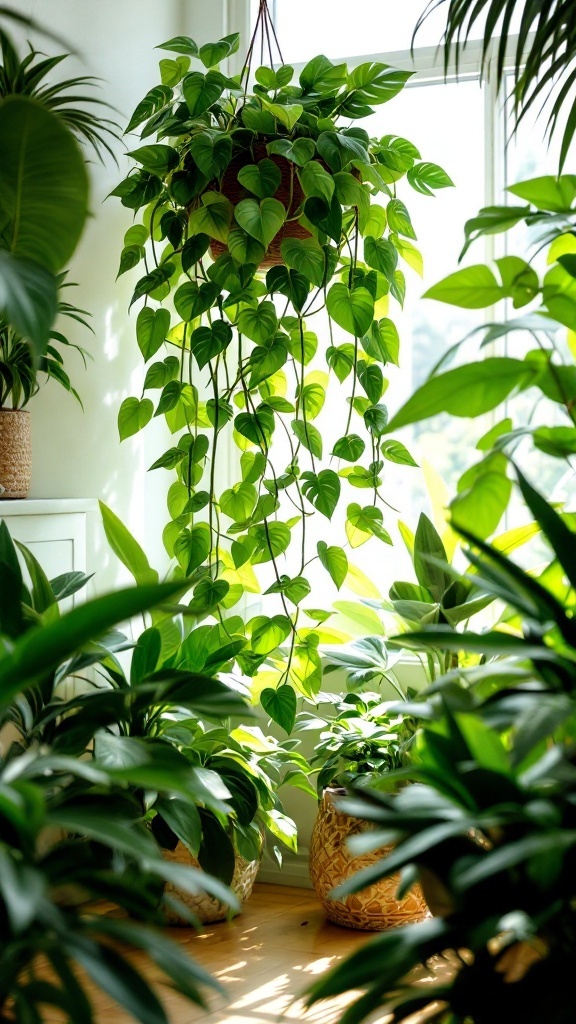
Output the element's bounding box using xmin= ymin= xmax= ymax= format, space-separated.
xmin=5 ymin=0 xmax=245 ymax=590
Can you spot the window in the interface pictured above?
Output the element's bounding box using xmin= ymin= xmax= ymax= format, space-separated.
xmin=245 ymin=2 xmax=555 ymax=621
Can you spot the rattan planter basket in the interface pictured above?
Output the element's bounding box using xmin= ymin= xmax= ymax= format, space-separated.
xmin=210 ymin=142 xmax=311 ymax=268
xmin=309 ymin=788 xmax=429 ymax=931
xmin=162 ymin=841 xmax=261 ymax=925
xmin=0 ymin=409 xmax=32 ymax=499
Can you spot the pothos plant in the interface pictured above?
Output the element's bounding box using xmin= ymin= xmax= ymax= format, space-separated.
xmin=112 ymin=7 xmax=452 ymax=723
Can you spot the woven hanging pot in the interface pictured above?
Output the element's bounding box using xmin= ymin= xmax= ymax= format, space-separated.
xmin=162 ymin=841 xmax=261 ymax=925
xmin=0 ymin=409 xmax=32 ymax=499
xmin=210 ymin=142 xmax=312 ymax=268
xmin=309 ymin=788 xmax=429 ymax=931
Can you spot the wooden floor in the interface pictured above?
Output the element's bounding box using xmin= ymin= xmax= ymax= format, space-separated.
xmin=95 ymin=884 xmax=390 ymax=1024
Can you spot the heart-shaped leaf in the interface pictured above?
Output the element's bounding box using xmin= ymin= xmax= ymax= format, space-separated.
xmin=251 ymin=615 xmax=292 ymax=655
xmin=301 ymin=470 xmax=341 ymax=519
xmin=327 ymin=283 xmax=374 ymax=336
xmin=317 ymin=541 xmax=348 ymax=589
xmin=237 ymin=300 xmax=278 ymax=344
xmin=238 ymin=158 xmax=282 ymax=198
xmin=189 ymin=193 xmax=234 ymax=243
xmin=183 ymin=70 xmax=225 ymax=117
xmin=298 ymin=160 xmax=335 ymax=204
xmin=174 ymin=280 xmax=220 ymax=322
xmin=261 ymin=685 xmax=297 ymax=733
xmin=220 ymin=482 xmax=258 ymax=521
xmin=364 ymin=235 xmax=398 ymax=281
xmin=249 ymin=339 xmax=288 ymax=388
xmin=190 ymin=320 xmax=233 ymax=368
xmin=346 ymin=503 xmax=391 ymax=546
xmin=281 ymin=237 xmax=326 ymax=287
xmin=227 ymin=228 xmax=266 ymax=265
xmin=292 ymin=419 xmax=322 ymax=458
xmin=235 ymin=197 xmax=286 ymax=249
xmin=118 ymin=397 xmax=154 ymax=440
xmin=304 ymin=195 xmax=342 ymax=243
xmin=332 ymin=434 xmax=366 ymax=462
xmin=267 ymin=137 xmax=315 ymax=166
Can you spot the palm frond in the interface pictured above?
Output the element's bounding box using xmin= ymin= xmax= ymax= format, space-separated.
xmin=415 ymin=0 xmax=576 ymax=169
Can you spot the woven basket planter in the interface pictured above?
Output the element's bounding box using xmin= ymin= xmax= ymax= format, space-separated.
xmin=309 ymin=788 xmax=429 ymax=931
xmin=210 ymin=142 xmax=311 ymax=268
xmin=0 ymin=409 xmax=32 ymax=499
xmin=162 ymin=841 xmax=261 ymax=925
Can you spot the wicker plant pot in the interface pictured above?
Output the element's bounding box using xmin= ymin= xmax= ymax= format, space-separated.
xmin=0 ymin=409 xmax=32 ymax=499
xmin=210 ymin=142 xmax=312 ymax=268
xmin=162 ymin=841 xmax=261 ymax=925
xmin=309 ymin=788 xmax=429 ymax=931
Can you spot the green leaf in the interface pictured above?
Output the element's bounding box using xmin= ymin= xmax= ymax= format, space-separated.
xmin=386 ymin=357 xmax=537 ymax=432
xmin=183 ymin=70 xmax=225 ymax=116
xmin=125 ymin=84 xmax=174 ymax=134
xmin=157 ymin=36 xmax=199 ymax=56
xmin=292 ymin=418 xmax=322 ymax=458
xmin=189 ymin=193 xmax=234 ymax=243
xmin=174 ymin=280 xmax=220 ymax=322
xmin=99 ymin=501 xmax=159 ymax=585
xmin=238 ymin=158 xmax=281 ymax=199
xmin=160 ymin=56 xmax=190 ymax=87
xmin=451 ymin=467 xmax=511 ymax=539
xmin=327 ymin=343 xmax=355 ymax=381
xmin=181 ymin=234 xmax=211 ymax=272
xmin=364 ymin=236 xmax=398 ymax=281
xmin=15 ymin=541 xmax=55 ymax=616
xmin=267 ymin=137 xmax=315 ymax=166
xmin=0 ymin=251 xmax=57 ymax=356
xmin=249 ymin=337 xmax=288 ymax=387
xmin=130 ymin=264 xmax=175 ymax=308
xmin=220 ymin=482 xmax=257 ymax=521
xmin=237 ymin=301 xmax=278 ymax=344
xmin=235 ymin=197 xmax=286 ymax=249
xmin=359 ymin=363 xmax=384 ymax=404
xmin=298 ymin=160 xmax=335 ymax=204
xmin=234 ymin=406 xmax=275 ymax=447
xmin=345 ymin=503 xmax=391 ymax=546
xmin=327 ymin=284 xmax=374 ymax=336
xmin=281 ymin=236 xmax=326 ymax=287
xmin=350 ymin=62 xmax=412 ymax=105
xmin=251 ymin=614 xmax=292 ymax=655
xmin=266 ymin=266 xmax=309 ymax=312
xmin=190 ymin=320 xmax=232 ymax=369
xmin=0 ymin=96 xmax=88 ymax=274
xmin=380 ymin=439 xmax=418 ymax=466
xmin=118 ymin=397 xmax=154 ymax=441
xmin=248 ymin=522 xmax=291 ymax=563
xmin=199 ymin=33 xmax=240 ymax=68
xmin=304 ymin=194 xmax=342 ymax=242
xmin=332 ymin=434 xmax=366 ymax=462
xmin=143 ymin=357 xmax=179 ymax=390
xmin=301 ymin=470 xmax=341 ymax=518
xmin=508 ymin=174 xmax=576 ymax=212
xmin=136 ymin=307 xmax=170 ymax=361
xmin=407 ymin=161 xmax=454 ymax=196
xmin=260 ymin=685 xmax=297 ymax=733
xmin=363 ymin=318 xmax=400 ymax=365
xmin=317 ymin=542 xmax=348 ymax=589
xmin=364 ymin=403 xmax=389 ymax=436
xmin=413 ymin=513 xmax=450 ymax=600
xmin=227 ymin=228 xmax=266 ymax=265
xmin=261 ymin=99 xmax=303 ymax=131
xmin=128 ymin=144 xmax=179 ymax=176
xmin=189 ymin=131 xmax=232 ymax=179
xmin=425 ymin=265 xmax=504 ymax=308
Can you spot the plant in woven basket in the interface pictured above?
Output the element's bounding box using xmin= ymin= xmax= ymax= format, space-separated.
xmin=112 ymin=2 xmax=452 ymax=718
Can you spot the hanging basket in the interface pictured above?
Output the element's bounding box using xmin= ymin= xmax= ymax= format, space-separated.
xmin=0 ymin=409 xmax=32 ymax=499
xmin=209 ymin=142 xmax=312 ymax=268
xmin=162 ymin=841 xmax=261 ymax=925
xmin=309 ymin=788 xmax=429 ymax=931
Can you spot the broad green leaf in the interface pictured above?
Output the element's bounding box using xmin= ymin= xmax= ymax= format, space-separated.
xmin=235 ymin=197 xmax=286 ymax=249
xmin=0 ymin=250 xmax=57 ymax=356
xmin=364 ymin=403 xmax=389 ymax=436
xmin=387 ymin=199 xmax=416 ymax=239
xmin=189 ymin=132 xmax=232 ymax=179
xmin=425 ymin=265 xmax=504 ymax=308
xmin=199 ymin=32 xmax=240 ymax=68
xmin=359 ymin=203 xmax=387 ymax=239
xmin=249 ymin=338 xmax=288 ymax=387
xmin=332 ymin=434 xmax=366 ymax=462
xmin=298 ymin=160 xmax=335 ymax=204
xmin=189 ymin=193 xmax=234 ymax=243
xmin=238 ymin=158 xmax=281 ymax=199
xmin=349 ymin=62 xmax=412 ymax=105
xmin=118 ymin=397 xmax=154 ymax=440
xmin=301 ymin=470 xmax=341 ymax=518
xmin=451 ymin=468 xmax=511 ymax=539
xmin=136 ymin=307 xmax=170 ymax=361
xmin=248 ymin=522 xmax=291 ymax=563
xmin=159 ymin=56 xmax=190 ymax=87
xmin=317 ymin=542 xmax=348 ymax=590
xmin=250 ymin=614 xmax=292 ymax=655
xmin=266 ymin=137 xmax=315 ymax=166
xmin=174 ymin=280 xmax=220 ymax=322
xmin=345 ymin=503 xmax=391 ymax=547
xmin=220 ymin=482 xmax=257 ymax=521
xmin=364 ymin=236 xmax=398 ymax=281
xmin=327 ymin=283 xmax=374 ymax=336
xmin=129 ymin=264 xmax=175 ymax=308
xmin=237 ymin=301 xmax=278 ymax=344
xmin=261 ymin=99 xmax=303 ymax=130
xmin=359 ymin=363 xmax=384 ymax=404
xmin=125 ymin=84 xmax=174 ymax=134
xmin=183 ymin=70 xmax=225 ymax=116
xmin=128 ymin=144 xmax=179 ymax=176
xmin=380 ymin=439 xmax=418 ymax=466
xmin=190 ymin=320 xmax=232 ymax=368
xmin=99 ymin=501 xmax=159 ymax=585
xmin=363 ymin=318 xmax=400 ymax=365
xmin=292 ymin=418 xmax=323 ymax=458
xmin=386 ymin=358 xmax=537 ymax=432
xmin=281 ymin=237 xmax=326 ymax=287
xmin=260 ymin=685 xmax=297 ymax=733
xmin=390 ymin=234 xmax=423 ymax=276
xmin=508 ymin=174 xmax=576 ymax=212
xmin=227 ymin=228 xmax=266 ymax=265
xmin=0 ymin=96 xmax=89 ymax=274
xmin=407 ymin=161 xmax=454 ymax=196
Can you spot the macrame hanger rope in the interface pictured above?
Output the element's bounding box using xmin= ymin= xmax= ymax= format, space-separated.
xmin=241 ymin=0 xmax=285 ymax=87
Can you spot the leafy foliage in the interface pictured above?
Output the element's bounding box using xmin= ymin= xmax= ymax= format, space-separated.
xmin=114 ymin=28 xmax=451 ymax=702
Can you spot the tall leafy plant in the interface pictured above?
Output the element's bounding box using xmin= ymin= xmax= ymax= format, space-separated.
xmin=113 ymin=17 xmax=452 ymax=719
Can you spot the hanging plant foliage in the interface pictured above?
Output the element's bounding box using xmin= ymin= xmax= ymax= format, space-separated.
xmin=112 ymin=5 xmax=452 ymax=718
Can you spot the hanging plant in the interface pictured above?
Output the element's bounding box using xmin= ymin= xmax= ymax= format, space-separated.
xmin=112 ymin=2 xmax=453 ymax=722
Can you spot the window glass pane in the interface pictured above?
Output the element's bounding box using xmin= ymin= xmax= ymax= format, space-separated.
xmin=267 ymin=0 xmax=447 ymax=63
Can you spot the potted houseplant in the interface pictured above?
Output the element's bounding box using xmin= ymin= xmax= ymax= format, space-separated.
xmin=0 ymin=32 xmax=115 ymax=497
xmin=112 ymin=8 xmax=452 ymax=710
xmin=299 ymin=689 xmax=429 ymax=930
xmin=0 ymin=520 xmax=239 ymax=1022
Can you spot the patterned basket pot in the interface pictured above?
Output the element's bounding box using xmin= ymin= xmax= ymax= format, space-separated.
xmin=209 ymin=142 xmax=312 ymax=268
xmin=309 ymin=788 xmax=429 ymax=931
xmin=163 ymin=841 xmax=261 ymax=925
xmin=0 ymin=409 xmax=32 ymax=499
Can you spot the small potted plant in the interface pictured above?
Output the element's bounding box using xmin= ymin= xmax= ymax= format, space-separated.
xmin=301 ymin=690 xmax=429 ymax=930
